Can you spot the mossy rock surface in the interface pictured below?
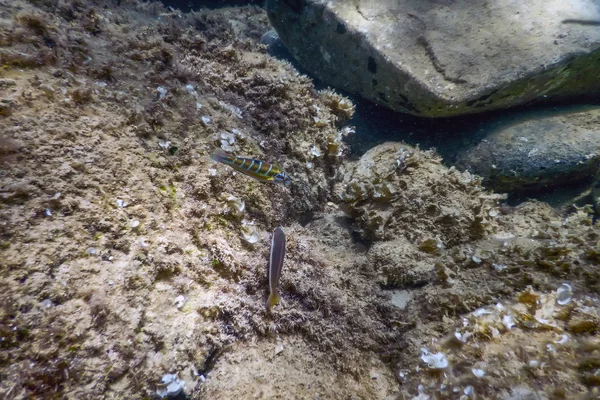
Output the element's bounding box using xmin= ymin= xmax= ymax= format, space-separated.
xmin=267 ymin=0 xmax=600 ymax=117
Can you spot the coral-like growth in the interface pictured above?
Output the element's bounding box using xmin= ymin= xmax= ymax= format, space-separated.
xmin=319 ymin=89 xmax=355 ymax=124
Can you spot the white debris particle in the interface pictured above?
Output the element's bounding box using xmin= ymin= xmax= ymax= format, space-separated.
xmin=157 ymin=86 xmax=168 ymax=100
xmin=241 ymin=223 xmax=260 ymax=245
xmin=138 ymin=238 xmax=149 ymax=248
xmin=310 ymin=145 xmax=322 ymax=157
xmin=471 ymin=255 xmax=482 ymax=264
xmin=473 ymin=307 xmax=492 ymax=317
xmin=115 ymin=199 xmax=128 ymax=208
xmin=420 ymin=348 xmax=448 ymax=369
xmin=208 ymin=168 xmax=217 ymax=176
xmin=493 ymin=263 xmax=507 ymax=272
xmin=157 ymin=374 xmax=185 ymax=398
xmin=556 ymin=334 xmax=570 ymax=345
xmin=471 ymin=368 xmax=485 ymax=378
xmin=86 ymin=247 xmax=97 ymax=255
xmin=464 ymin=385 xmax=474 ymax=395
xmin=108 ymin=280 xmax=114 ymax=286
xmin=51 ymin=192 xmax=61 ymax=200
xmin=41 ymin=299 xmax=53 ymax=308
xmin=201 ymin=116 xmax=211 ymax=126
xmin=130 ymin=220 xmax=140 ymax=228
xmin=184 ymin=84 xmax=196 ymax=96
xmin=528 ymin=360 xmax=540 ymax=368
xmin=502 ymin=314 xmax=515 ymax=330
xmin=306 ymin=162 xmax=314 ymax=169
xmin=556 ymin=283 xmax=572 ymax=305
xmin=44 ymin=208 xmax=52 ymax=216
xmin=175 ymin=295 xmax=186 ymax=309
xmin=275 ymin=342 xmax=284 ymax=355
xmin=158 ymin=140 xmax=171 ymax=149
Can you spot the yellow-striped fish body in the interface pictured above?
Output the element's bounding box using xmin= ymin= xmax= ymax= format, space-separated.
xmin=211 ymin=149 xmax=291 ymax=185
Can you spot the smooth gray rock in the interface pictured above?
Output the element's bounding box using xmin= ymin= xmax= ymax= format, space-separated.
xmin=266 ymin=0 xmax=600 ymax=117
xmin=455 ymin=107 xmax=600 ymax=193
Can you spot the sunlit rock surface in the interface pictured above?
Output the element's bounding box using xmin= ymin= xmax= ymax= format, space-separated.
xmin=267 ymin=0 xmax=600 ymax=117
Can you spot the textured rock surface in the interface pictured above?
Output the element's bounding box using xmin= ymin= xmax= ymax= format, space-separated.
xmin=267 ymin=0 xmax=600 ymax=117
xmin=335 ymin=142 xmax=498 ymax=244
xmin=455 ymin=107 xmax=600 ymax=193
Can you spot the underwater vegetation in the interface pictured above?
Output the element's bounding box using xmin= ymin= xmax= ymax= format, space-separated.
xmin=0 ymin=0 xmax=599 ymax=399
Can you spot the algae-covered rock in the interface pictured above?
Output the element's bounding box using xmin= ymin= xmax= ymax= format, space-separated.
xmin=456 ymin=107 xmax=600 ymax=193
xmin=336 ymin=142 xmax=498 ymax=245
xmin=267 ymin=0 xmax=600 ymax=117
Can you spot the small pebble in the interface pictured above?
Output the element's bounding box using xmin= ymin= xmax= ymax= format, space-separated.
xmin=86 ymin=247 xmax=97 ymax=255
xmin=130 ymin=220 xmax=140 ymax=228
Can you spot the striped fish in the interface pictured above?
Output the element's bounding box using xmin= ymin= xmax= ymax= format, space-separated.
xmin=210 ymin=149 xmax=291 ymax=185
xmin=267 ymin=226 xmax=286 ymax=311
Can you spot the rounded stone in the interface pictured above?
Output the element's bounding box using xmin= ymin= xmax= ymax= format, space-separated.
xmin=267 ymin=0 xmax=600 ymax=117
xmin=455 ymin=107 xmax=600 ymax=193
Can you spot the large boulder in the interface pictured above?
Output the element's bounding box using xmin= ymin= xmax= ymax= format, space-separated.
xmin=455 ymin=107 xmax=600 ymax=193
xmin=266 ymin=0 xmax=600 ymax=117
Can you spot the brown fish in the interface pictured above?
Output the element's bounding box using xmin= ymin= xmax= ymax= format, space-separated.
xmin=267 ymin=226 xmax=286 ymax=311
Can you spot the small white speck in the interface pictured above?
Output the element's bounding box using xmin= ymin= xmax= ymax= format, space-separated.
xmin=556 ymin=334 xmax=569 ymax=344
xmin=472 ymin=368 xmax=485 ymax=378
xmin=44 ymin=209 xmax=52 ymax=216
xmin=556 ymin=283 xmax=572 ymax=305
xmin=157 ymin=86 xmax=168 ymax=100
xmin=502 ymin=314 xmax=515 ymax=329
xmin=175 ymin=295 xmax=186 ymax=309
xmin=130 ymin=220 xmax=140 ymax=228
xmin=201 ymin=116 xmax=211 ymax=126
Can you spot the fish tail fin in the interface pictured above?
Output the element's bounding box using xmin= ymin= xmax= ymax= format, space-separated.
xmin=266 ymin=291 xmax=280 ymax=311
xmin=211 ymin=149 xmax=234 ymax=164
